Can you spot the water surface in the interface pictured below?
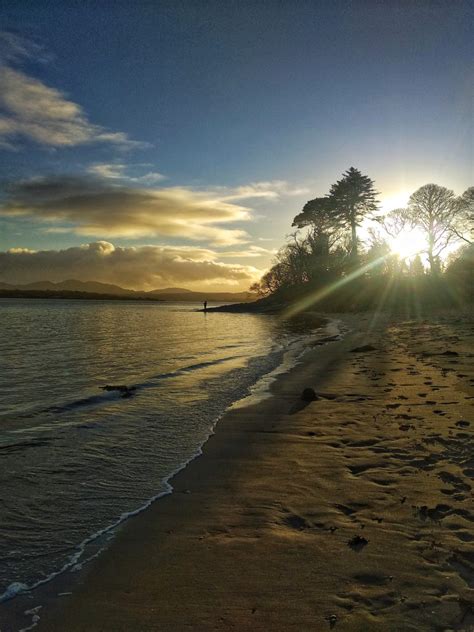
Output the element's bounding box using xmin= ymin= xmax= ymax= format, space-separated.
xmin=0 ymin=299 xmax=316 ymax=602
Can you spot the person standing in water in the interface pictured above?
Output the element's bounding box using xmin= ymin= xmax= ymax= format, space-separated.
xmin=203 ymin=300 xmax=208 ymax=312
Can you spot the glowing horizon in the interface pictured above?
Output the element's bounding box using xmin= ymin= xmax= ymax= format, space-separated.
xmin=0 ymin=3 xmax=471 ymax=291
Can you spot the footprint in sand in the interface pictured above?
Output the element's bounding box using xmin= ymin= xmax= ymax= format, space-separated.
xmin=282 ymin=513 xmax=311 ymax=531
xmin=352 ymin=572 xmax=391 ymax=586
xmin=438 ymin=471 xmax=471 ymax=493
xmin=415 ymin=503 xmax=451 ymax=521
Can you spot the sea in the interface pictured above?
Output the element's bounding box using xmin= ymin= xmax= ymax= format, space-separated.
xmin=0 ymin=298 xmax=330 ymax=623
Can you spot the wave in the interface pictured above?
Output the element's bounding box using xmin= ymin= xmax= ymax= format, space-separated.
xmin=1 ymin=354 xmax=245 ymax=426
xmin=1 ymin=317 xmax=346 ymax=632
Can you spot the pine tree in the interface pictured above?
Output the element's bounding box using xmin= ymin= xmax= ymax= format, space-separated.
xmin=409 ymin=255 xmax=425 ymax=276
xmin=328 ymin=167 xmax=378 ymax=261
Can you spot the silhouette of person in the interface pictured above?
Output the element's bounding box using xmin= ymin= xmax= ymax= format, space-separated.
xmin=203 ymin=300 xmax=208 ymax=312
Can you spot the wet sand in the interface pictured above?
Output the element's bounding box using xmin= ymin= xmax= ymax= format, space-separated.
xmin=36 ymin=312 xmax=473 ymax=631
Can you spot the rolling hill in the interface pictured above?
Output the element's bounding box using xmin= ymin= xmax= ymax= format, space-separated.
xmin=0 ymin=280 xmax=256 ymax=303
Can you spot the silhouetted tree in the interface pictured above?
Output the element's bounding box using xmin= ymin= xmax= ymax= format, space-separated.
xmin=292 ymin=197 xmax=334 ymax=230
xmin=452 ymin=187 xmax=474 ymax=245
xmin=328 ymin=167 xmax=378 ymax=261
xmin=374 ymin=207 xmax=410 ymax=241
xmin=405 ymin=184 xmax=461 ymax=274
xmin=364 ymin=228 xmax=401 ymax=275
xmin=445 ymin=244 xmax=474 ymax=301
xmin=292 ymin=196 xmax=345 ymax=257
xmin=249 ymin=172 xmax=473 ymax=310
xmin=409 ymin=255 xmax=425 ymax=276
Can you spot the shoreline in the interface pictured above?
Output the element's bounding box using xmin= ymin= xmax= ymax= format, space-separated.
xmin=5 ymin=311 xmax=474 ymax=631
xmin=1 ymin=312 xmax=331 ymax=630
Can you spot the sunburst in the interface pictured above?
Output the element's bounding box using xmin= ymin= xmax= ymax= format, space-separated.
xmin=388 ymin=227 xmax=426 ymax=259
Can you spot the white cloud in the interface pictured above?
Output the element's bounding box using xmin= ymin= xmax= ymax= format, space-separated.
xmin=0 ymin=241 xmax=262 ymax=291
xmin=87 ymin=163 xmax=127 ymax=179
xmin=87 ymin=163 xmax=166 ymax=184
xmin=220 ymin=180 xmax=310 ymax=201
xmin=0 ymin=64 xmax=146 ymax=149
xmin=134 ymin=171 xmax=167 ymax=184
xmin=216 ymin=245 xmax=277 ymax=257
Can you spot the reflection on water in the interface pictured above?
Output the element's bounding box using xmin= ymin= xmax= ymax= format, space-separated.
xmin=0 ymin=299 xmax=318 ymax=599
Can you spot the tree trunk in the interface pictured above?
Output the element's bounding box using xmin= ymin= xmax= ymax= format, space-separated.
xmin=350 ymin=213 xmax=358 ymax=262
xmin=427 ymin=232 xmax=438 ymax=276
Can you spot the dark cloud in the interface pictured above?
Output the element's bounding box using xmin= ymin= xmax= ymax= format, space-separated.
xmin=0 ymin=241 xmax=261 ymax=291
xmin=0 ymin=175 xmax=252 ymax=245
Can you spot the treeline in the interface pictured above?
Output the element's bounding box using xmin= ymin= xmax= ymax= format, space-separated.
xmin=250 ymin=168 xmax=473 ymax=311
xmin=0 ymin=290 xmax=168 ymax=301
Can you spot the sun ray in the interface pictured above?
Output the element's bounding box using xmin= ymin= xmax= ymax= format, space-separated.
xmin=282 ymin=254 xmax=389 ymax=319
xmin=388 ymin=227 xmax=426 ymax=260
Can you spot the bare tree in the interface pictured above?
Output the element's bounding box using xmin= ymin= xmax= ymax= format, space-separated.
xmin=374 ymin=207 xmax=410 ymax=241
xmin=405 ymin=184 xmax=461 ymax=274
xmin=451 ymin=187 xmax=474 ymax=245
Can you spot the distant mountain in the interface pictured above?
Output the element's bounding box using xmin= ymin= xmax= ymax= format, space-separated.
xmin=0 ymin=280 xmax=257 ymax=303
xmin=19 ymin=279 xmax=133 ymax=295
xmin=150 ymin=287 xmax=193 ymax=294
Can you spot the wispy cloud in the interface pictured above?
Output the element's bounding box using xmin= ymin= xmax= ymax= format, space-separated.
xmin=0 ymin=31 xmax=51 ymax=64
xmin=87 ymin=163 xmax=127 ymax=179
xmin=0 ymin=241 xmax=262 ymax=291
xmin=0 ymin=31 xmax=146 ymax=150
xmin=87 ymin=163 xmax=166 ymax=184
xmin=216 ymin=245 xmax=277 ymax=258
xmin=220 ymin=180 xmax=310 ymax=201
xmin=0 ymin=173 xmax=309 ymax=245
xmin=0 ymin=175 xmax=251 ymax=245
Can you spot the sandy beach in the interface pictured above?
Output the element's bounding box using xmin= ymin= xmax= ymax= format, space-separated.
xmin=32 ymin=311 xmax=474 ymax=632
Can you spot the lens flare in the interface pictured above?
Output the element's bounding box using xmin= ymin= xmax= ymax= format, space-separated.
xmin=388 ymin=227 xmax=426 ymax=259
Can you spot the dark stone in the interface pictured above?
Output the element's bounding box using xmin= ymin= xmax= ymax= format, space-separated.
xmin=101 ymin=384 xmax=137 ymax=397
xmin=348 ymin=535 xmax=369 ymax=551
xmin=301 ymin=387 xmax=318 ymax=402
xmin=350 ymin=345 xmax=377 ymax=353
xmin=441 ymin=350 xmax=459 ymax=356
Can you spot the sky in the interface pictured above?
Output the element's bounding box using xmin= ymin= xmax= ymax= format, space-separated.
xmin=0 ymin=0 xmax=472 ymax=291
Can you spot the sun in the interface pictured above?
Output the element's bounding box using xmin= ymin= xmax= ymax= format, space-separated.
xmin=388 ymin=227 xmax=426 ymax=259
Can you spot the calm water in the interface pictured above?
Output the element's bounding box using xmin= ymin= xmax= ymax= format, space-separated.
xmin=0 ymin=299 xmax=318 ymax=603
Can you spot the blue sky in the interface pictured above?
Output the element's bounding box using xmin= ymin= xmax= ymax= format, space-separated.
xmin=0 ymin=0 xmax=472 ymax=290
